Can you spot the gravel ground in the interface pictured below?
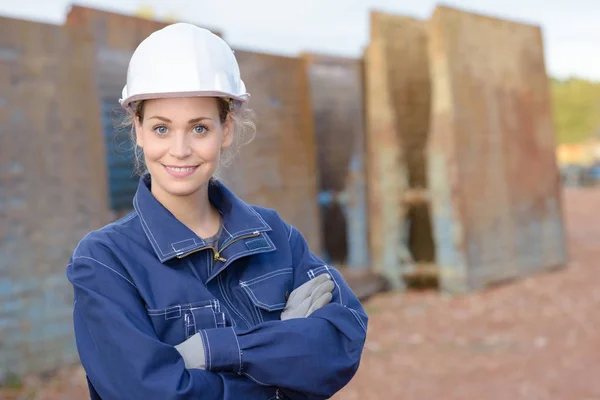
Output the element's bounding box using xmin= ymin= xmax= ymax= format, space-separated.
xmin=2 ymin=187 xmax=599 ymax=400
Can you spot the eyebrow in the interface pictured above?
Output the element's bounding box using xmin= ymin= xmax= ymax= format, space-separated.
xmin=148 ymin=116 xmax=213 ymax=123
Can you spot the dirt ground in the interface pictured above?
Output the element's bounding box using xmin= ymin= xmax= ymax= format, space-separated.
xmin=2 ymin=187 xmax=599 ymax=400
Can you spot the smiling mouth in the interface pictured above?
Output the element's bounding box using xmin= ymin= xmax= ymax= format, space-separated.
xmin=164 ymin=165 xmax=198 ymax=172
xmin=163 ymin=164 xmax=200 ymax=177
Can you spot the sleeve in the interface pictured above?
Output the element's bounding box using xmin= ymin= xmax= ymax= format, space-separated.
xmin=198 ymin=223 xmax=368 ymax=399
xmin=66 ymin=248 xmax=277 ymax=400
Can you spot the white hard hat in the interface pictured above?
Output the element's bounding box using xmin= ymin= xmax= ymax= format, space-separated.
xmin=119 ymin=23 xmax=249 ymax=110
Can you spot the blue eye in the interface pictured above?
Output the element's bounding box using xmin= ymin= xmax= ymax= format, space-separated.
xmin=154 ymin=125 xmax=168 ymax=135
xmin=193 ymin=125 xmax=207 ymax=135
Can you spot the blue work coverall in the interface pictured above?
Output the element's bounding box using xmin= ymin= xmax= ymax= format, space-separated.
xmin=66 ymin=175 xmax=368 ymax=399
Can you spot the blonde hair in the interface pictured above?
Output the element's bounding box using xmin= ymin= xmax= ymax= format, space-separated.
xmin=120 ymin=97 xmax=256 ymax=177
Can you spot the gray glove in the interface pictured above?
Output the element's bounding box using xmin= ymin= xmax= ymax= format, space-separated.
xmin=281 ymin=273 xmax=335 ymax=320
xmin=175 ymin=274 xmax=335 ymax=368
xmin=175 ymin=333 xmax=206 ymax=370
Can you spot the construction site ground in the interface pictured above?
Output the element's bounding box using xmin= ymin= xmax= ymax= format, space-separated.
xmin=2 ymin=187 xmax=599 ymax=400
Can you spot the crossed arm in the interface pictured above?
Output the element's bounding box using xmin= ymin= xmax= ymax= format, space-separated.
xmin=68 ymin=227 xmax=368 ymax=400
xmin=176 ymin=272 xmax=335 ymax=369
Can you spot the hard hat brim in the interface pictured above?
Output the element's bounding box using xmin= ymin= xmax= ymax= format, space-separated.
xmin=119 ymin=90 xmax=250 ymax=110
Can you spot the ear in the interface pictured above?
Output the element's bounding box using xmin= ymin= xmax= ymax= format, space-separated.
xmin=221 ymin=114 xmax=234 ymax=149
xmin=134 ymin=115 xmax=144 ymax=148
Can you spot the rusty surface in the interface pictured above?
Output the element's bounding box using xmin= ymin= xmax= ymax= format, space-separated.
xmin=364 ymin=39 xmax=405 ymax=287
xmin=0 ymin=17 xmax=107 ymax=377
xmin=370 ymin=12 xmax=435 ymax=266
xmin=364 ymin=13 xmax=434 ymax=288
xmin=303 ymin=53 xmax=369 ymax=268
xmin=65 ymin=6 xmax=222 ymax=48
xmin=427 ymin=6 xmax=567 ymax=293
xmin=219 ymin=51 xmax=324 ymax=256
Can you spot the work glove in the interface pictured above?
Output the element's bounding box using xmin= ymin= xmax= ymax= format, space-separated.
xmin=175 ymin=333 xmax=206 ymax=370
xmin=175 ymin=274 xmax=336 ymax=369
xmin=281 ymin=273 xmax=335 ymax=320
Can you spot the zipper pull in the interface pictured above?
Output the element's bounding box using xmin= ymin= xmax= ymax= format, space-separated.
xmin=275 ymin=389 xmax=281 ymax=399
xmin=213 ymin=251 xmax=226 ymax=263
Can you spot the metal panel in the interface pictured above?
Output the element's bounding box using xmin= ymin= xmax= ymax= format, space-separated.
xmin=102 ymin=97 xmax=138 ymax=211
xmin=364 ymin=13 xmax=433 ymax=288
xmin=0 ymin=17 xmax=106 ymax=378
xmin=219 ymin=51 xmax=323 ymax=256
xmin=427 ymin=6 xmax=568 ymax=293
xmin=303 ymin=53 xmax=369 ymax=269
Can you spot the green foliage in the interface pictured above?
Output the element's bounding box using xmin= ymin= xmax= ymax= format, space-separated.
xmin=2 ymin=372 xmax=23 ymax=389
xmin=551 ymin=77 xmax=600 ymax=145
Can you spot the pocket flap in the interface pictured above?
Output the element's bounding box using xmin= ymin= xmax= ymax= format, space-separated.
xmin=239 ymin=268 xmax=293 ymax=312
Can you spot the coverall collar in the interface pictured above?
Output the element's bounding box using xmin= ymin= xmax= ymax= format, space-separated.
xmin=133 ymin=174 xmax=272 ymax=263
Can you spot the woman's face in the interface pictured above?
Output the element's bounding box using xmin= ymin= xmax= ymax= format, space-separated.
xmin=135 ymin=96 xmax=233 ymax=200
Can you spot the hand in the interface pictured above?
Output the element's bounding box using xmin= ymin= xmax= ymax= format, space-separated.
xmin=175 ymin=333 xmax=206 ymax=370
xmin=281 ymin=273 xmax=335 ymax=320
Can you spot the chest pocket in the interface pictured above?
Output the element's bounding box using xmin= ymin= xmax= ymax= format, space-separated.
xmin=238 ymin=268 xmax=293 ymax=325
xmin=147 ymin=300 xmax=226 ymax=345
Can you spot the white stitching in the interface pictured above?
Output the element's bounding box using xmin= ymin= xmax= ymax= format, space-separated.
xmin=219 ymin=275 xmax=252 ymax=328
xmin=210 ymin=306 xmax=218 ymax=327
xmin=287 ymin=225 xmax=294 ymax=242
xmin=221 ymin=225 xmax=234 ymax=241
xmin=189 ymin=311 xmax=197 ymax=338
xmin=110 ymin=212 xmax=137 ymax=226
xmin=164 ymin=305 xmax=182 ymax=320
xmin=71 ymin=256 xmax=137 ymax=289
xmin=240 ymin=268 xmax=293 ymax=286
xmin=325 ymin=265 xmax=343 ymax=305
xmin=134 ymin=196 xmax=170 ymax=258
xmin=231 ymin=327 xmax=243 ymax=375
xmin=349 ymin=308 xmax=368 ymax=333
xmin=170 ymin=238 xmax=198 ymax=253
xmin=240 ymin=286 xmax=260 ymax=318
xmin=212 ymin=234 xmax=277 ymax=278
xmin=243 ymin=372 xmax=270 ymax=387
xmin=147 ymin=301 xmax=213 ymax=314
xmin=232 ymin=209 xmax=268 ymax=238
xmin=241 ymin=285 xmax=285 ymax=311
xmin=201 ymin=330 xmax=211 ymax=370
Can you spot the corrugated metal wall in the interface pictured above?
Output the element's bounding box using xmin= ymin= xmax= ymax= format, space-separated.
xmin=0 ymin=17 xmax=108 ymax=377
xmin=303 ymin=53 xmax=369 ymax=268
xmin=364 ymin=13 xmax=434 ymax=287
xmin=219 ymin=51 xmax=324 ymax=256
xmin=427 ymin=6 xmax=567 ymax=293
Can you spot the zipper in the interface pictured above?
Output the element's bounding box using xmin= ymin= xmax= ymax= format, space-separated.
xmin=177 ymin=231 xmax=261 ymax=261
xmin=275 ymin=388 xmax=281 ymax=399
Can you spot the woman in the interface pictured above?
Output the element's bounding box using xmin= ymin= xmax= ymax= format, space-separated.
xmin=67 ymin=22 xmax=368 ymax=400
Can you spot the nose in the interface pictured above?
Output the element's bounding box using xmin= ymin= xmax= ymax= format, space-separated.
xmin=169 ymin=132 xmax=192 ymax=159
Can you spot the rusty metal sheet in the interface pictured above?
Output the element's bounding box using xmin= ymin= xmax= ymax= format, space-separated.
xmin=302 ymin=53 xmax=369 ymax=269
xmin=365 ymin=13 xmax=433 ymax=288
xmin=219 ymin=51 xmax=323 ymax=257
xmin=0 ymin=17 xmax=106 ymax=377
xmin=66 ymin=5 xmax=222 ymax=48
xmin=427 ymin=6 xmax=567 ymax=293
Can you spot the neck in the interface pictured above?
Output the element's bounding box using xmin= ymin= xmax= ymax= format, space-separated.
xmin=152 ymin=181 xmax=220 ymax=239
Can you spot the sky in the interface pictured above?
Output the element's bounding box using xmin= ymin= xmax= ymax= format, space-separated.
xmin=0 ymin=0 xmax=597 ymax=81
